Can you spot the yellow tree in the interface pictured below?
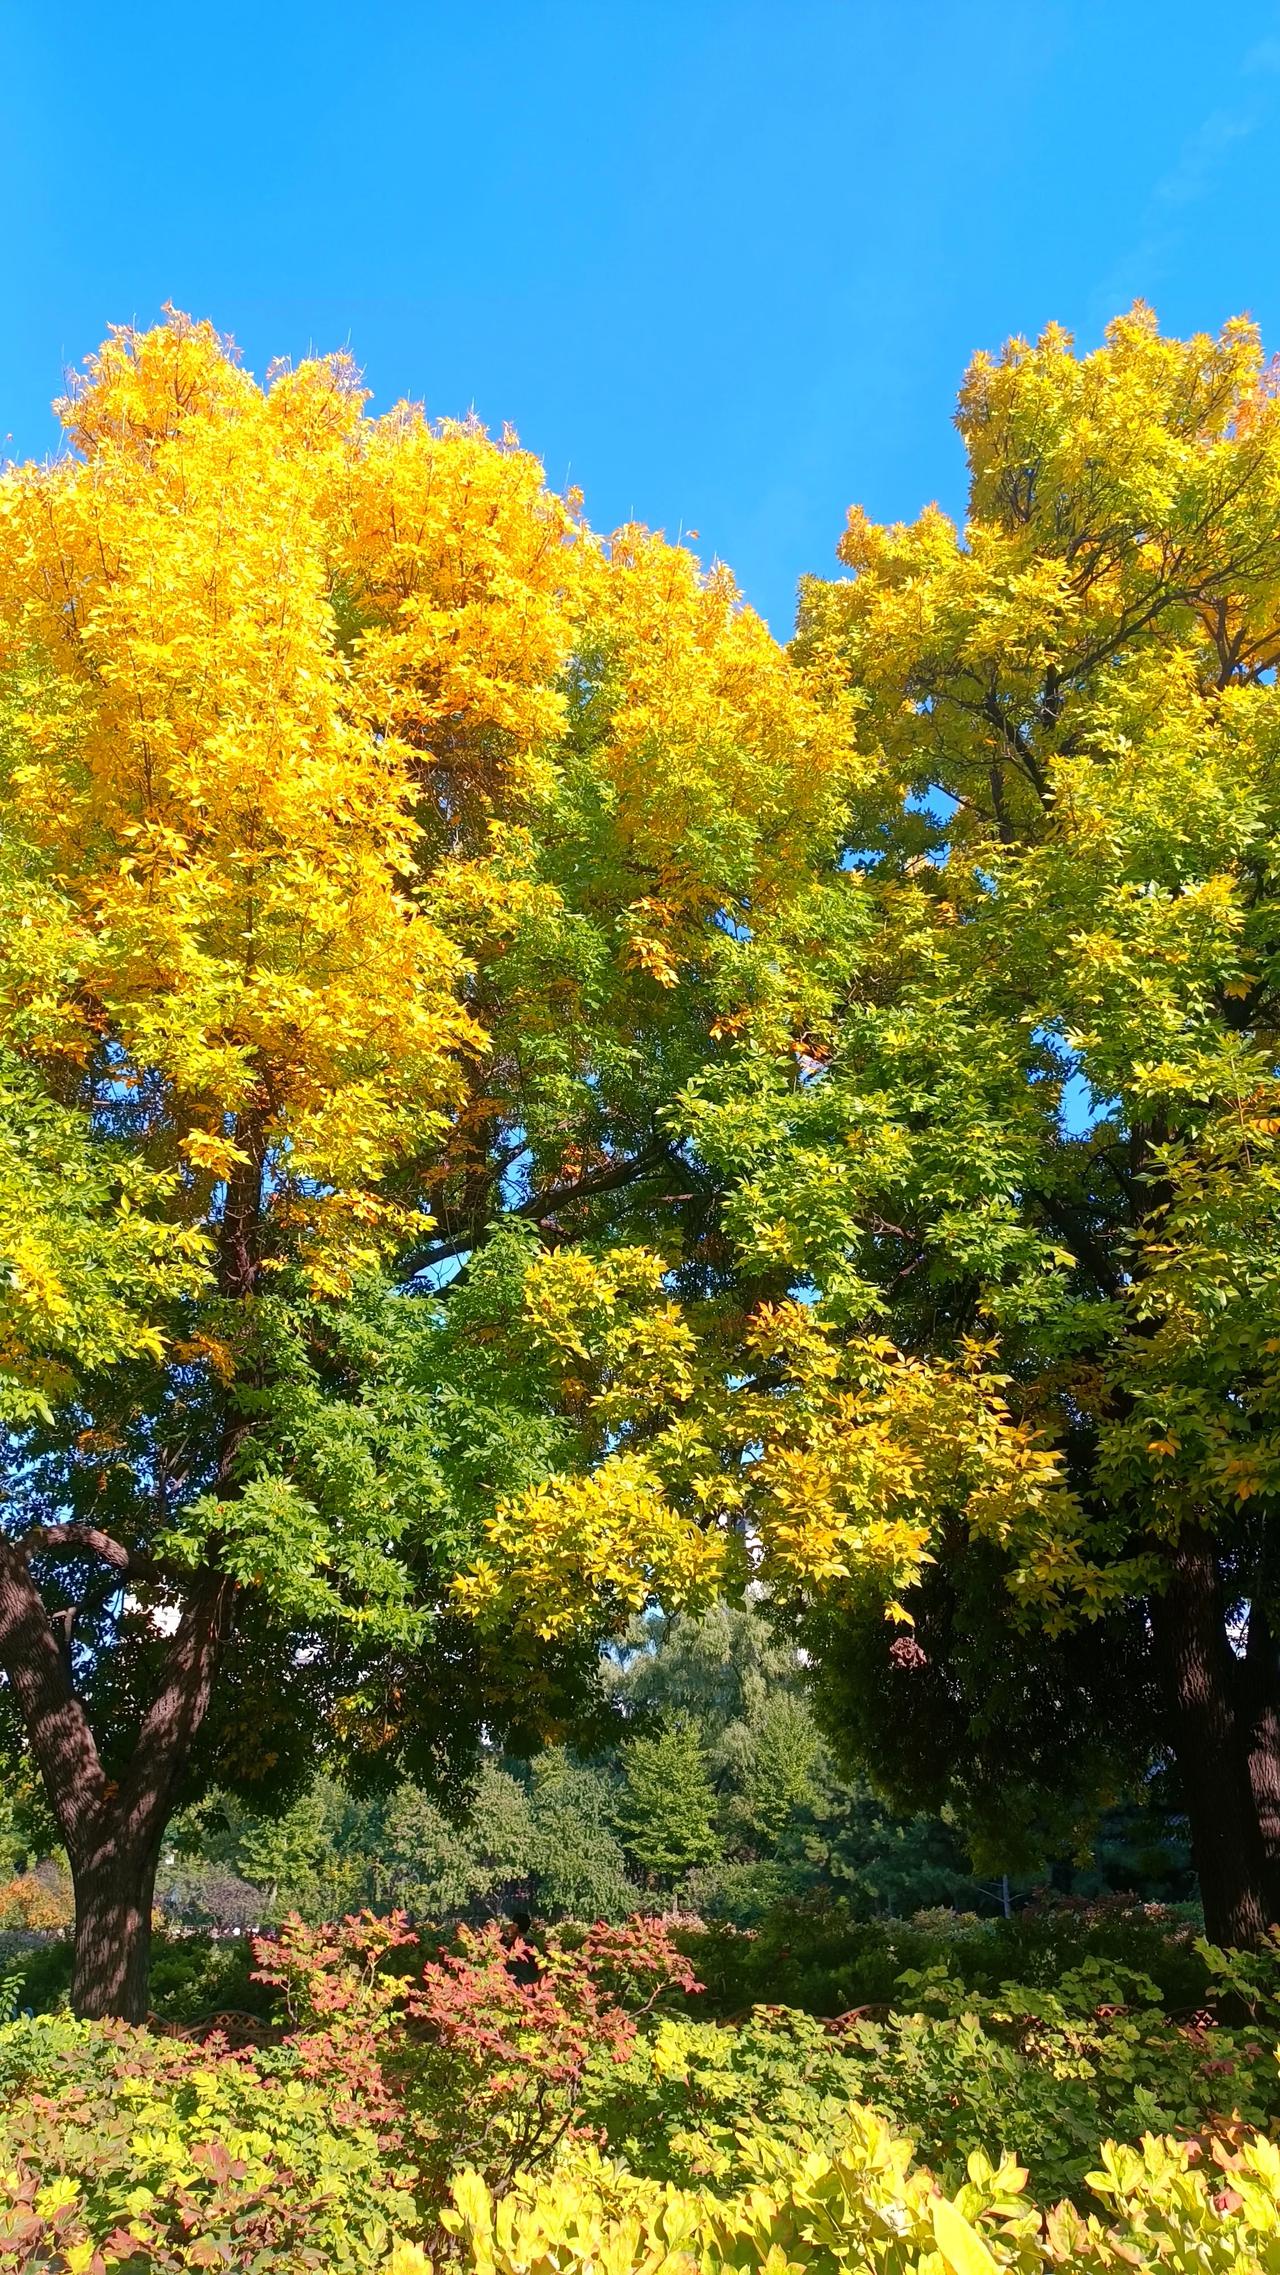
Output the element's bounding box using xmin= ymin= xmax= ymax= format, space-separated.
xmin=456 ymin=309 xmax=1280 ymax=1948
xmin=752 ymin=307 xmax=1280 ymax=1941
xmin=0 ymin=313 xmax=845 ymax=2016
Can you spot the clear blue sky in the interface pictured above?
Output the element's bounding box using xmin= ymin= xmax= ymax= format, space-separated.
xmin=6 ymin=1 xmax=1280 ymax=633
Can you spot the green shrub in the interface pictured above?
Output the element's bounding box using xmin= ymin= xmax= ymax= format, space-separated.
xmin=146 ymin=1934 xmax=273 ymax=2025
xmin=0 ymin=1933 xmax=72 ymax=2019
xmin=582 ymin=1943 xmax=1280 ymax=2204
xmin=0 ymin=2011 xmax=415 ymax=2272
xmin=681 ymin=1895 xmax=1211 ymax=2020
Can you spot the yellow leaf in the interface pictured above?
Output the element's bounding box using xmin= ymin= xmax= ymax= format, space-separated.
xmin=932 ymin=2195 xmax=999 ymax=2275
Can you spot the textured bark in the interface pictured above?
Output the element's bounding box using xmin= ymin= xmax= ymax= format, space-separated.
xmin=1152 ymin=1540 xmax=1270 ymax=1946
xmin=73 ymin=1575 xmax=236 ymax=2018
xmin=71 ymin=1843 xmax=160 ymax=2023
xmin=0 ymin=1099 xmax=260 ymax=2016
xmin=0 ymin=1544 xmax=234 ymax=2018
xmin=0 ymin=1541 xmax=108 ymax=1844
xmin=1242 ymin=1602 xmax=1280 ymax=1925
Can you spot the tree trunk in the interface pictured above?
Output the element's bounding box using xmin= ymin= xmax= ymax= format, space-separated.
xmin=0 ymin=1108 xmax=262 ymax=2023
xmin=1242 ymin=1603 xmax=1280 ymax=1925
xmin=1151 ymin=1539 xmax=1270 ymax=1947
xmin=71 ymin=1835 xmax=161 ymax=2023
xmin=0 ymin=1543 xmax=234 ymax=2020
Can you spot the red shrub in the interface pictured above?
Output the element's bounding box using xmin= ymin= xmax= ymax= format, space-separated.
xmin=252 ymin=1909 xmax=701 ymax=2209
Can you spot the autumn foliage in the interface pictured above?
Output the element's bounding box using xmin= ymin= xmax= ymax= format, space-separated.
xmin=253 ymin=1907 xmax=699 ymax=2205
xmin=0 ymin=307 xmax=849 ymax=2018
xmin=6 ymin=295 xmax=1280 ymax=2026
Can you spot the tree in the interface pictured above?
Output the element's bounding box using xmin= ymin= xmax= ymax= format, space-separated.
xmin=617 ymin=1716 xmax=722 ymax=1888
xmin=163 ymin=1773 xmax=381 ymax=1927
xmin=605 ymin=1599 xmax=993 ymax=1918
xmin=608 ymin=1600 xmax=820 ymax=1855
xmin=155 ymin=1587 xmax=1025 ymax=1932
xmin=527 ymin=1751 xmax=639 ymax=1920
xmin=379 ymin=1760 xmax=536 ymax=1922
xmin=0 ymin=312 xmax=844 ymax=2016
xmin=459 ymin=307 xmax=1280 ymax=1948
xmin=766 ymin=305 xmax=1280 ymax=1941
xmin=804 ymin=1544 xmax=1161 ymax=1881
xmin=727 ymin=1690 xmax=821 ymax=1850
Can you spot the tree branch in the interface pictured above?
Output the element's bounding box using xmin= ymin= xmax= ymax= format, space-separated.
xmin=15 ymin=1525 xmax=168 ymax=1585
xmin=1035 ymin=1193 xmax=1124 ymax=1300
xmin=406 ymin=1143 xmax=673 ymax=1275
xmin=0 ymin=1540 xmax=108 ymax=1861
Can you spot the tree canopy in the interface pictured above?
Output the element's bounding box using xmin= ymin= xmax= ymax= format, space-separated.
xmin=459 ymin=305 xmax=1280 ymax=1945
xmin=7 ymin=302 xmax=1280 ymax=2010
xmin=0 ymin=310 xmax=847 ymax=2015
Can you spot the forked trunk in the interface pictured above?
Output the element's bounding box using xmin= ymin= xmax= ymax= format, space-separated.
xmin=0 ymin=1546 xmax=234 ymax=2021
xmin=71 ymin=1839 xmax=160 ymax=2023
xmin=1152 ymin=1539 xmax=1270 ymax=1947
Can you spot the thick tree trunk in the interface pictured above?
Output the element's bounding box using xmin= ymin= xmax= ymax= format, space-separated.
xmin=0 ymin=1111 xmax=262 ymax=2022
xmin=0 ymin=1544 xmax=234 ymax=2020
xmin=71 ymin=1837 xmax=161 ymax=2023
xmin=1151 ymin=1540 xmax=1270 ymax=1947
xmin=1242 ymin=1603 xmax=1280 ymax=1925
xmin=59 ymin=1576 xmax=233 ymax=2019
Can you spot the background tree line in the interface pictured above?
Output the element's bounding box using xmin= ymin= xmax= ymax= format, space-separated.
xmin=78 ymin=1599 xmax=1181 ymax=1939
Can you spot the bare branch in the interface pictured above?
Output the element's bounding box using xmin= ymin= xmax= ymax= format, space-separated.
xmin=406 ymin=1142 xmax=673 ymax=1275
xmin=14 ymin=1525 xmax=168 ymax=1586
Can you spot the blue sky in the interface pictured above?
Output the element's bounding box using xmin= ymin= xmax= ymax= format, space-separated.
xmin=6 ymin=1 xmax=1280 ymax=633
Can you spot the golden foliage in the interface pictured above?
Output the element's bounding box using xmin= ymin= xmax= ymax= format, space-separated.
xmin=0 ymin=309 xmax=843 ymax=1335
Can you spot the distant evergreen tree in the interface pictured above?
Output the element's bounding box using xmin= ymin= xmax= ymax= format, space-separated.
xmin=618 ymin=1717 xmax=722 ymax=1888
xmin=528 ymin=1752 xmax=638 ymax=1920
xmin=378 ymin=1761 xmax=535 ymax=1921
xmin=151 ymin=1596 xmax=1191 ymax=1937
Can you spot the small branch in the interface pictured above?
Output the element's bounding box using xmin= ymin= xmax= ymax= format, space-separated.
xmin=510 ymin=1144 xmax=672 ymax=1224
xmin=405 ymin=1143 xmax=672 ymax=1276
xmin=56 ymin=1567 xmax=141 ymax=1668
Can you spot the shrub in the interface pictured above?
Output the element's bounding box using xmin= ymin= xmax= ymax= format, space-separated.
xmin=682 ymin=1895 xmax=1213 ymax=2019
xmin=578 ymin=1944 xmax=1280 ymax=2204
xmin=442 ymin=2108 xmax=1280 ymax=2274
xmin=1 ymin=1927 xmax=276 ymax=2030
xmin=836 ymin=1954 xmax=1280 ymax=2202
xmin=0 ymin=1934 xmax=72 ymax=2020
xmin=0 ymin=2011 xmax=415 ymax=2273
xmin=147 ymin=1934 xmax=275 ymax=2027
xmin=6 ymin=1909 xmax=1280 ymax=2273
xmin=0 ymin=1864 xmax=72 ymax=1934
xmin=252 ymin=1908 xmax=700 ymax=2217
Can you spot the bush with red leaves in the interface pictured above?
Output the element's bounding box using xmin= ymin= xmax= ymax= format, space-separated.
xmin=252 ymin=1909 xmax=701 ymax=2214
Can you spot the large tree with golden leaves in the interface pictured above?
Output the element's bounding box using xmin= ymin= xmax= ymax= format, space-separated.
xmin=0 ymin=312 xmax=849 ymax=2017
xmin=19 ymin=300 xmax=1280 ymax=2010
xmin=731 ymin=306 xmax=1280 ymax=1945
